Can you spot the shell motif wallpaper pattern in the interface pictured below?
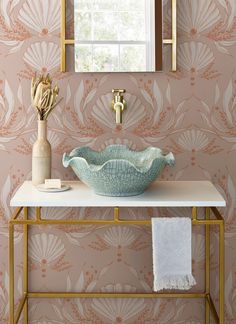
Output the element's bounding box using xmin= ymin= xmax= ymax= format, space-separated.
xmin=0 ymin=0 xmax=236 ymax=323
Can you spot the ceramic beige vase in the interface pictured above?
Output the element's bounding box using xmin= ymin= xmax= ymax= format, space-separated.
xmin=32 ymin=120 xmax=51 ymax=185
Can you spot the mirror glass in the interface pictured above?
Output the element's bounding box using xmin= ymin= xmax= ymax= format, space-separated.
xmin=74 ymin=0 xmax=163 ymax=72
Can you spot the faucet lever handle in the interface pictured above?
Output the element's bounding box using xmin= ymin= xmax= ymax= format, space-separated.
xmin=112 ymin=89 xmax=126 ymax=95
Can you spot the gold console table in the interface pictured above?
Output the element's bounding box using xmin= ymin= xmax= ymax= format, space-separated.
xmin=9 ymin=181 xmax=225 ymax=323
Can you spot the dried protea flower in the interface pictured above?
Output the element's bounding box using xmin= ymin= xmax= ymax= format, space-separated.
xmin=31 ymin=73 xmax=62 ymax=120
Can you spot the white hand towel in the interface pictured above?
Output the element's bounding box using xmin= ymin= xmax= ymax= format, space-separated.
xmin=152 ymin=217 xmax=196 ymax=291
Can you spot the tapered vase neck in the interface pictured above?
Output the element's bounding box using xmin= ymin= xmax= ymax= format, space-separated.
xmin=37 ymin=120 xmax=47 ymax=140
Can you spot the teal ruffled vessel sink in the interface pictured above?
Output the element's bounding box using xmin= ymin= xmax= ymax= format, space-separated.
xmin=63 ymin=145 xmax=175 ymax=197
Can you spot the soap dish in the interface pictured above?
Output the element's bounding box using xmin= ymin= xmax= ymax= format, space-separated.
xmin=36 ymin=184 xmax=71 ymax=193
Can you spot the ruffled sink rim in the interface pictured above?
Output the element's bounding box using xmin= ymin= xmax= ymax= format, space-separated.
xmin=63 ymin=145 xmax=175 ymax=174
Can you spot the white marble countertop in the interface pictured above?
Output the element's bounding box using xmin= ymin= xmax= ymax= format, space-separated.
xmin=10 ymin=181 xmax=226 ymax=207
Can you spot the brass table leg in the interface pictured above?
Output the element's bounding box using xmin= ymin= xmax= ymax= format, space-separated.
xmin=205 ymin=207 xmax=210 ymax=324
xmin=219 ymin=220 xmax=225 ymax=323
xmin=9 ymin=223 xmax=14 ymax=324
xmin=23 ymin=207 xmax=28 ymax=323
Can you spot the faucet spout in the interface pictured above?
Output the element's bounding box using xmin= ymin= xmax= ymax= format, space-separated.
xmin=114 ymin=102 xmax=124 ymax=124
xmin=111 ymin=89 xmax=126 ymax=124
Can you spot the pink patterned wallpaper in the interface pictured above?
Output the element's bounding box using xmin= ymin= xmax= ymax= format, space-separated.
xmin=0 ymin=0 xmax=236 ymax=323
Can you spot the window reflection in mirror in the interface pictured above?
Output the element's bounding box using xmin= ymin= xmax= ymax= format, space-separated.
xmin=74 ymin=0 xmax=163 ymax=72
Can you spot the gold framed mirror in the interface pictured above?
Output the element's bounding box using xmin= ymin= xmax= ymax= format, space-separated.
xmin=61 ymin=0 xmax=176 ymax=72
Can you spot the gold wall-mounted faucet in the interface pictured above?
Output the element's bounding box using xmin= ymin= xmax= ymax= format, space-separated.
xmin=111 ymin=89 xmax=126 ymax=124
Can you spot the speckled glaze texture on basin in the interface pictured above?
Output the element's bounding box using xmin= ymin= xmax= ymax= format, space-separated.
xmin=63 ymin=145 xmax=175 ymax=197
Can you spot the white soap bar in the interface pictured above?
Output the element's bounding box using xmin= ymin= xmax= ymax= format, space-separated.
xmin=45 ymin=179 xmax=62 ymax=189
